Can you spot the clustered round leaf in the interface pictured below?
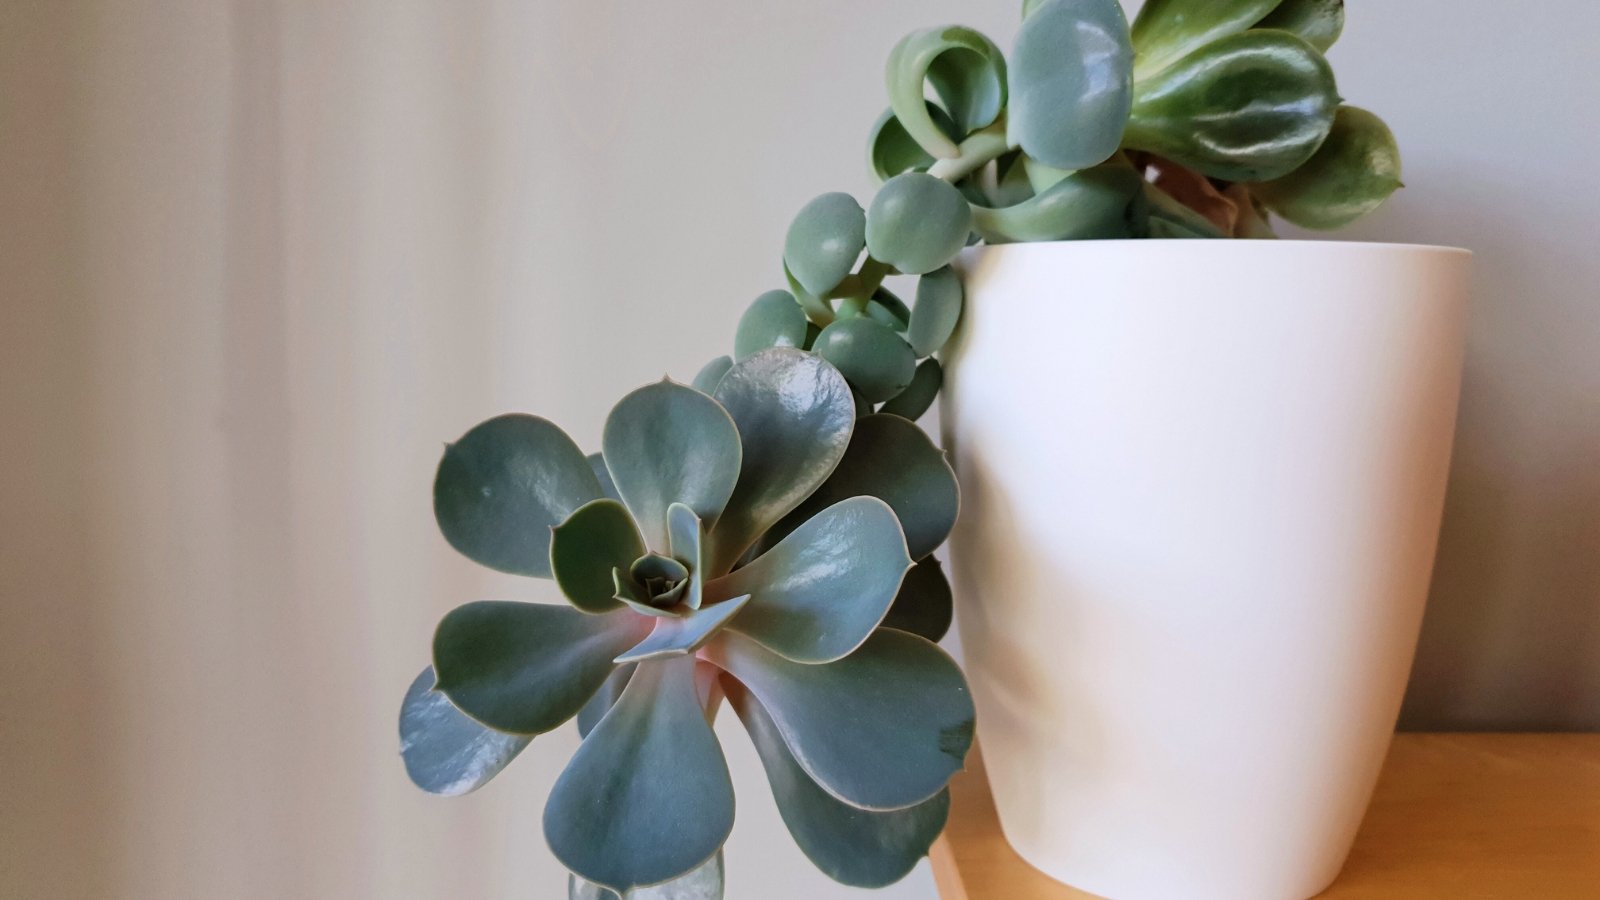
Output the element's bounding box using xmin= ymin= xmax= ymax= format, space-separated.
xmin=401 ymin=1 xmax=1402 ymax=895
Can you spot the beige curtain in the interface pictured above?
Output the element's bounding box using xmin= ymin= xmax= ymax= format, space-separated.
xmin=2 ymin=1 xmax=1596 ymax=898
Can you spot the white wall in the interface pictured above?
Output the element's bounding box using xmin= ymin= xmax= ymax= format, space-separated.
xmin=1 ymin=1 xmax=1595 ymax=899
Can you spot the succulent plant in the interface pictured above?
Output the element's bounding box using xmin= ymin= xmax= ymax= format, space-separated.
xmin=401 ymin=1 xmax=1403 ymax=895
xmin=402 ymin=350 xmax=967 ymax=896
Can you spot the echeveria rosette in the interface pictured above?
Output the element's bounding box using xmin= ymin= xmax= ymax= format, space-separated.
xmin=400 ymin=349 xmax=975 ymax=896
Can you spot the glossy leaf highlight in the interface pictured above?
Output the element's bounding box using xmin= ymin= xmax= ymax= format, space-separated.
xmin=399 ymin=667 xmax=530 ymax=796
xmin=1251 ymin=105 xmax=1401 ymax=230
xmin=1008 ymin=0 xmax=1134 ymax=170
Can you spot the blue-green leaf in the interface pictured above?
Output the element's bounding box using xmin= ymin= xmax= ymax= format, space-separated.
xmin=764 ymin=414 xmax=958 ymax=562
xmin=704 ymin=630 xmax=973 ymax=810
xmin=1251 ymin=105 xmax=1402 ymax=230
xmin=877 ymin=359 xmax=943 ymax=422
xmin=551 ymin=499 xmax=647 ymax=614
xmin=908 ymin=267 xmax=963 ymax=357
xmin=734 ymin=290 xmax=809 ymax=361
xmin=709 ymin=497 xmax=911 ymax=664
xmin=727 ymin=681 xmax=949 ymax=888
xmin=545 ymin=656 xmax=734 ymax=894
xmin=588 ymin=452 xmax=621 ymax=502
xmin=707 ymin=350 xmax=856 ymax=575
xmin=569 ymin=851 xmax=724 ymax=900
xmin=667 ymin=502 xmax=704 ymax=610
xmin=865 ymin=173 xmax=972 ymax=275
xmin=399 ymin=666 xmax=530 ymax=796
xmin=867 ymin=103 xmax=963 ymax=183
xmin=433 ymin=601 xmax=647 ymax=735
xmin=615 ymin=595 xmax=752 ymax=664
xmin=1125 ymin=30 xmax=1338 ymax=182
xmin=1008 ymin=0 xmax=1133 ymax=170
xmin=691 ymin=357 xmax=733 ymax=396
xmin=1130 ymin=0 xmax=1283 ymax=77
xmin=811 ymin=318 xmax=917 ymax=404
xmin=783 ymin=195 xmax=866 ymax=298
xmin=970 ymin=163 xmax=1143 ymax=243
xmin=1254 ymin=0 xmax=1344 ymax=52
xmin=885 ymin=26 xmax=1007 ymax=158
xmin=576 ymin=664 xmax=635 ymax=739
xmin=434 ymin=414 xmax=602 ymax=578
xmin=881 ymin=557 xmax=954 ymax=642
xmin=602 ymin=381 xmax=742 ymax=552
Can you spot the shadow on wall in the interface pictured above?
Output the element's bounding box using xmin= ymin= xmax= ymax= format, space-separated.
xmin=1335 ymin=159 xmax=1600 ymax=731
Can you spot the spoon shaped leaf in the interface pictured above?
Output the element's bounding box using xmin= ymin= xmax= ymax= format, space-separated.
xmin=867 ymin=103 xmax=963 ymax=183
xmin=569 ymin=851 xmax=724 ymax=900
xmin=399 ymin=666 xmax=531 ymax=796
xmin=603 ymin=381 xmax=742 ymax=553
xmin=878 ymin=358 xmax=943 ymax=422
xmin=690 ymin=356 xmax=733 ymax=396
xmin=552 ymin=499 xmax=647 ymax=614
xmin=615 ymin=594 xmax=752 ymax=664
xmin=783 ymin=196 xmax=866 ymax=298
xmin=433 ymin=601 xmax=648 ymax=735
xmin=764 ymin=414 xmax=958 ymax=562
xmin=811 ymin=318 xmax=917 ymax=403
xmin=1251 ymin=105 xmax=1401 ymax=230
xmin=1130 ymin=0 xmax=1282 ymax=77
xmin=667 ymin=502 xmax=704 ymax=609
xmin=576 ymin=663 xmax=635 ymax=739
xmin=970 ymin=163 xmax=1143 ymax=243
xmin=434 ymin=414 xmax=602 ymax=578
xmin=707 ymin=350 xmax=855 ymax=575
xmin=545 ymin=655 xmax=735 ymax=894
xmin=704 ymin=630 xmax=974 ymax=811
xmin=734 ymin=290 xmax=809 ymax=361
xmin=1255 ymin=0 xmax=1344 ymax=53
xmin=881 ymin=557 xmax=955 ymax=643
xmin=1008 ymin=0 xmax=1134 ymax=170
xmin=866 ymin=173 xmax=973 ymax=275
xmin=885 ymin=26 xmax=1007 ymax=159
xmin=727 ymin=680 xmax=950 ymax=888
xmin=908 ymin=266 xmax=964 ymax=357
xmin=1125 ymin=30 xmax=1338 ymax=182
xmin=708 ymin=496 xmax=911 ymax=663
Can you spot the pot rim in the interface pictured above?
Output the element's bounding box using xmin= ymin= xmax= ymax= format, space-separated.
xmin=967 ymin=238 xmax=1471 ymax=257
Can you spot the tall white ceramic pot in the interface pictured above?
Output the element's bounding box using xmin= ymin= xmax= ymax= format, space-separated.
xmin=941 ymin=240 xmax=1470 ymax=900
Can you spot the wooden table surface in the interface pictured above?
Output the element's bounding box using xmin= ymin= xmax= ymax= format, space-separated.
xmin=931 ymin=733 xmax=1600 ymax=899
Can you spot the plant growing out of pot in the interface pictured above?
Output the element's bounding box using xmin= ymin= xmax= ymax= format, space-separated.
xmin=397 ymin=0 xmax=1403 ymax=896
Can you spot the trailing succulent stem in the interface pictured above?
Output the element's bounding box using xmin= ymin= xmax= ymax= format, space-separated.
xmin=400 ymin=1 xmax=1400 ymax=896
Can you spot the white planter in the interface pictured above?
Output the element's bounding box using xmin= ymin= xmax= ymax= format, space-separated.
xmin=941 ymin=240 xmax=1470 ymax=900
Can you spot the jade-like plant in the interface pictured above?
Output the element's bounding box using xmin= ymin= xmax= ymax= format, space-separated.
xmin=400 ymin=1 xmax=1401 ymax=896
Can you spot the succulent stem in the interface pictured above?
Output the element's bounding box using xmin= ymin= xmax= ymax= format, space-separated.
xmin=927 ymin=120 xmax=1013 ymax=181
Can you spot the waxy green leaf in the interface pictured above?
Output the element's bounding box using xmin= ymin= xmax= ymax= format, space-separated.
xmin=784 ymin=195 xmax=867 ymax=298
xmin=433 ymin=601 xmax=647 ymax=735
xmin=1252 ymin=105 xmax=1401 ymax=230
xmin=811 ymin=318 xmax=917 ymax=404
xmin=878 ymin=359 xmax=943 ymax=422
xmin=399 ymin=667 xmax=531 ymax=796
xmin=667 ymin=502 xmax=704 ymax=610
xmin=881 ymin=557 xmax=955 ymax=642
xmin=615 ymin=594 xmax=752 ymax=664
xmin=1125 ymin=30 xmax=1338 ymax=182
xmin=734 ymin=290 xmax=809 ymax=361
xmin=545 ymin=656 xmax=735 ymax=894
xmin=867 ymin=103 xmax=963 ymax=183
xmin=588 ymin=452 xmax=621 ymax=502
xmin=908 ymin=267 xmax=964 ymax=357
xmin=769 ymin=414 xmax=958 ymax=562
xmin=551 ymin=499 xmax=647 ymax=614
xmin=709 ymin=497 xmax=911 ymax=663
xmin=885 ymin=26 xmax=1007 ymax=158
xmin=569 ymin=851 xmax=724 ymax=900
xmin=690 ymin=357 xmax=733 ymax=397
xmin=603 ymin=381 xmax=742 ymax=553
xmin=704 ymin=630 xmax=974 ymax=810
xmin=866 ymin=286 xmax=911 ymax=332
xmin=971 ymin=163 xmax=1143 ymax=243
xmin=728 ymin=682 xmax=950 ymax=888
xmin=1130 ymin=0 xmax=1283 ymax=77
xmin=866 ymin=173 xmax=973 ymax=275
xmin=576 ymin=663 xmax=635 ymax=739
xmin=708 ymin=350 xmax=856 ymax=575
xmin=1255 ymin=0 xmax=1344 ymax=53
xmin=434 ymin=414 xmax=602 ymax=578
xmin=1008 ymin=0 xmax=1134 ymax=170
